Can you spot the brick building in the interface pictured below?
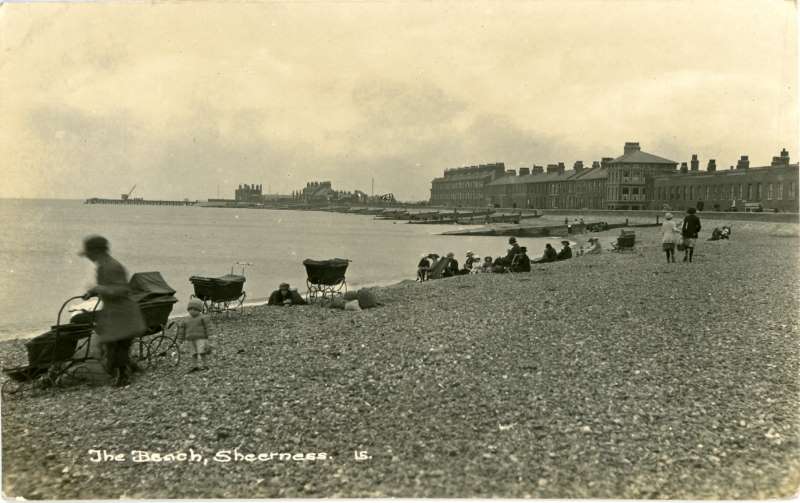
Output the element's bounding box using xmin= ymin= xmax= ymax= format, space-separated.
xmin=429 ymin=163 xmax=506 ymax=206
xmin=652 ymin=149 xmax=799 ymax=212
xmin=604 ymin=142 xmax=678 ymax=210
xmin=429 ymin=143 xmax=798 ymax=212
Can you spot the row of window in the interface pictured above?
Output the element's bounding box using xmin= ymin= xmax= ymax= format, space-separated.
xmin=656 ymin=182 xmax=796 ymax=202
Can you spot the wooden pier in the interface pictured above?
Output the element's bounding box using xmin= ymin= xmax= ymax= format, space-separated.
xmin=84 ymin=197 xmax=198 ymax=206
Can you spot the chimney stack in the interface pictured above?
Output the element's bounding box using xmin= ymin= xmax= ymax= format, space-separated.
xmin=736 ymin=155 xmax=750 ymax=170
xmin=533 ymin=165 xmax=544 ymax=174
xmin=573 ymin=161 xmax=584 ymax=173
xmin=518 ymin=167 xmax=530 ymax=176
xmin=624 ymin=142 xmax=641 ymax=154
xmin=506 ymin=169 xmax=516 ymax=176
xmin=707 ymin=159 xmax=716 ymax=172
xmin=680 ymin=162 xmax=688 ymax=173
xmin=771 ymin=148 xmax=790 ymax=167
xmin=690 ymin=154 xmax=699 ymax=171
xmin=591 ymin=161 xmax=600 ymax=169
xmin=601 ymin=157 xmax=613 ymax=168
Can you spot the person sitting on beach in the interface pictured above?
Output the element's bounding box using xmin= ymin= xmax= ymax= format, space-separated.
xmin=556 ymin=240 xmax=573 ymax=260
xmin=510 ymin=247 xmax=531 ymax=272
xmin=462 ymin=251 xmax=478 ymax=274
xmin=417 ymin=254 xmax=431 ymax=281
xmin=584 ymin=237 xmax=602 ymax=255
xmin=177 ymin=298 xmax=213 ymax=372
xmin=480 ymin=256 xmax=494 ymax=273
xmin=533 ymin=243 xmax=558 ymax=263
xmin=709 ymin=227 xmax=723 ymax=241
xmin=442 ymin=252 xmax=459 ymax=277
xmin=268 ymin=282 xmax=307 ymax=306
xmin=497 ymin=237 xmax=521 ymax=267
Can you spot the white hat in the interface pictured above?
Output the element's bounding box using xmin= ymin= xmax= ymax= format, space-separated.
xmin=665 ymin=212 xmax=673 ymax=220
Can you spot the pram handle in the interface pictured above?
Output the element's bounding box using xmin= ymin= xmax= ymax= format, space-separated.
xmin=57 ymin=295 xmax=100 ymax=329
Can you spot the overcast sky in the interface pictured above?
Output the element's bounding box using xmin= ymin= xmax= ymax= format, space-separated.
xmin=1 ymin=1 xmax=797 ymax=201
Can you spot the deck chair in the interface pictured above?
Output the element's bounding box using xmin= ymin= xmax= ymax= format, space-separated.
xmin=611 ymin=230 xmax=636 ymax=252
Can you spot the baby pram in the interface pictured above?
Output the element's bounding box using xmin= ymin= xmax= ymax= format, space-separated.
xmin=2 ymin=296 xmax=99 ymax=398
xmin=129 ymin=272 xmax=180 ymax=368
xmin=189 ymin=262 xmax=248 ymax=316
xmin=303 ymin=258 xmax=350 ymax=303
xmin=69 ymin=272 xmax=181 ymax=369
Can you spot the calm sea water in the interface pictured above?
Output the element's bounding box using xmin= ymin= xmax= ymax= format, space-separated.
xmin=0 ymin=199 xmax=565 ymax=340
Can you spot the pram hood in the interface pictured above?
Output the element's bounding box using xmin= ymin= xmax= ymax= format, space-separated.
xmin=302 ymin=258 xmax=350 ymax=268
xmin=129 ymin=271 xmax=178 ymax=304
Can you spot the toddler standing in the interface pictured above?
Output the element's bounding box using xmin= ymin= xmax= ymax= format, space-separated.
xmin=178 ymin=298 xmax=213 ymax=372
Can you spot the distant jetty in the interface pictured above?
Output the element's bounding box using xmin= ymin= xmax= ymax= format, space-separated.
xmin=84 ymin=197 xmax=198 ymax=206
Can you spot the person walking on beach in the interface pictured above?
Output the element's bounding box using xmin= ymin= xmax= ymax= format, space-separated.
xmin=79 ymin=235 xmax=145 ymax=387
xmin=177 ymin=298 xmax=213 ymax=372
xmin=681 ymin=207 xmax=702 ymax=262
xmin=661 ymin=212 xmax=680 ymax=263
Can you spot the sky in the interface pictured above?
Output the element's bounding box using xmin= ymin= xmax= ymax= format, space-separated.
xmin=0 ymin=0 xmax=797 ymax=202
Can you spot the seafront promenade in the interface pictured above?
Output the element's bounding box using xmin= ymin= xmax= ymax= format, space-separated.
xmin=1 ymin=219 xmax=798 ymax=498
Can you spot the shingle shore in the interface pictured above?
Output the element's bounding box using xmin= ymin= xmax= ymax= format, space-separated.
xmin=1 ymin=219 xmax=798 ymax=498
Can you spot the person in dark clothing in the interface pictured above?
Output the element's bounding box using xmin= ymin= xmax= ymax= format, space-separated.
xmin=534 ymin=243 xmax=558 ymax=263
xmin=80 ymin=235 xmax=145 ymax=387
xmin=268 ymin=283 xmax=307 ymax=306
xmin=442 ymin=252 xmax=459 ymax=277
xmin=501 ymin=237 xmax=521 ymax=266
xmin=510 ymin=247 xmax=531 ymax=272
xmin=681 ymin=207 xmax=702 ymax=262
xmin=417 ymin=254 xmax=431 ymax=281
xmin=557 ymin=240 xmax=573 ymax=260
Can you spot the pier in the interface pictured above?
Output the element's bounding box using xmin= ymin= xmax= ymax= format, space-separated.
xmin=84 ymin=198 xmax=198 ymax=206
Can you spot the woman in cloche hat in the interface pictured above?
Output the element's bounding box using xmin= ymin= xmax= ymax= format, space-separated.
xmin=79 ymin=235 xmax=146 ymax=387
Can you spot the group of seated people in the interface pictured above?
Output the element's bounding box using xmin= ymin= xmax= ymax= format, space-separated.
xmin=416 ymin=235 xmax=603 ymax=281
xmin=708 ymin=226 xmax=731 ymax=241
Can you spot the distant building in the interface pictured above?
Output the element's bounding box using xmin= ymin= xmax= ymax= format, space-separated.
xmin=429 ymin=163 xmax=506 ymax=206
xmin=652 ymin=149 xmax=799 ymax=212
xmin=604 ymin=142 xmax=678 ymax=210
xmin=235 ymin=183 xmax=263 ymax=203
xmin=427 ymin=143 xmax=799 ymax=211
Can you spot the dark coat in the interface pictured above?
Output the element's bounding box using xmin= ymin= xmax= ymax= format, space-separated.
xmin=511 ymin=254 xmax=531 ymax=272
xmin=93 ymin=255 xmax=145 ymax=343
xmin=268 ymin=289 xmax=307 ymax=306
xmin=557 ymin=246 xmax=573 ymax=260
xmin=541 ymin=246 xmax=558 ymax=262
xmin=682 ymin=214 xmax=702 ymax=238
xmin=443 ymin=258 xmax=459 ymax=277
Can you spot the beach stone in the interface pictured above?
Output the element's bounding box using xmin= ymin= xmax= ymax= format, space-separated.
xmin=357 ymin=289 xmax=379 ymax=309
xmin=329 ymin=298 xmax=347 ymax=310
xmin=344 ymin=300 xmax=361 ymax=311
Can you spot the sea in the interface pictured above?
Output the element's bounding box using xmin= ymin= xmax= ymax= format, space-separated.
xmin=0 ymin=199 xmax=566 ymax=341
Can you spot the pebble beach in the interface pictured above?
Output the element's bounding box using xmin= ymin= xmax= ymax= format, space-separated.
xmin=1 ymin=218 xmax=798 ymax=499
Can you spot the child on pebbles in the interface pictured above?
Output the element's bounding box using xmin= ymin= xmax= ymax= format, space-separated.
xmin=178 ymin=298 xmax=214 ymax=372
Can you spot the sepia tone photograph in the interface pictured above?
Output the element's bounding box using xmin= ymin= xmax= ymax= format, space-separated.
xmin=0 ymin=0 xmax=798 ymax=499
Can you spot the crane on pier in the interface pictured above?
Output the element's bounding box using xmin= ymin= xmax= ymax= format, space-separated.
xmin=121 ymin=184 xmax=137 ymax=201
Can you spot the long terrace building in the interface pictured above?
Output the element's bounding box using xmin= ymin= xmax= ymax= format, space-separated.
xmin=429 ymin=143 xmax=799 ymax=211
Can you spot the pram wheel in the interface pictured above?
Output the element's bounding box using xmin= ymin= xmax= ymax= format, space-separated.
xmin=146 ymin=336 xmax=181 ymax=369
xmin=2 ymin=379 xmax=24 ymax=400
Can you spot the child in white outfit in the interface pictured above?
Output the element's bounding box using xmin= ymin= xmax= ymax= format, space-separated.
xmin=178 ymin=298 xmax=213 ymax=372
